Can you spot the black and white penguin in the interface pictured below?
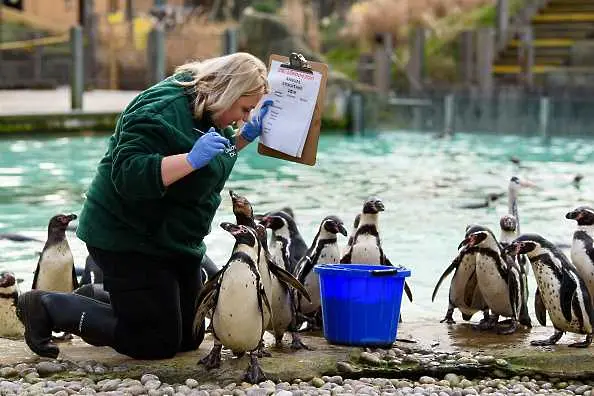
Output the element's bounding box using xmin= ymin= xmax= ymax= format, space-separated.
xmin=32 ymin=214 xmax=79 ymax=293
xmin=194 ymin=223 xmax=310 ymax=383
xmin=432 ymin=224 xmax=489 ymax=324
xmin=566 ymin=206 xmax=594 ymax=306
xmin=504 ymin=233 xmax=594 ymax=347
xmin=341 ymin=197 xmax=413 ymax=303
xmin=260 ymin=214 xmax=312 ymax=349
xmin=0 ymin=271 xmax=24 ymax=339
xmin=195 ymin=223 xmax=271 ymax=383
xmin=255 ymin=209 xmax=307 ymax=273
xmin=459 ymin=192 xmax=504 ymax=210
xmin=462 ymin=227 xmax=525 ymax=334
xmin=293 ymin=215 xmax=347 ymax=329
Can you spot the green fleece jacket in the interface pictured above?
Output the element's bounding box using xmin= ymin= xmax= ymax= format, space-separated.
xmin=76 ymin=75 xmax=238 ymax=259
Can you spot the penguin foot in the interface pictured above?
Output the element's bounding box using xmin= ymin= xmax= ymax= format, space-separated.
xmin=256 ymin=340 xmax=271 ymax=358
xmin=439 ymin=316 xmax=455 ymax=324
xmin=290 ymin=332 xmax=312 ymax=351
xmin=52 ymin=332 xmax=73 ymax=342
xmin=16 ymin=290 xmax=59 ymax=358
xmin=244 ymin=352 xmax=267 ymax=384
xmin=199 ymin=343 xmax=222 ymax=369
xmin=496 ymin=320 xmax=518 ymax=335
xmin=530 ymin=330 xmax=564 ymax=346
xmin=568 ymin=334 xmax=592 ymax=348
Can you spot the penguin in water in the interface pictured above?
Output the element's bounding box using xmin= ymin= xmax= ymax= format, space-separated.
xmin=566 ymin=206 xmax=594 ymax=307
xmin=341 ymin=197 xmax=413 ymax=304
xmin=32 ymin=214 xmax=79 ymax=293
xmin=0 ymin=271 xmax=24 ymax=339
xmin=458 ymin=192 xmax=505 ymax=210
xmin=293 ymin=215 xmax=347 ymax=330
xmin=504 ymin=233 xmax=594 ymax=347
xmin=194 ymin=223 xmax=309 ymax=383
xmin=462 ymin=227 xmax=527 ymax=334
xmin=432 ymin=224 xmax=490 ymax=325
xmin=259 ymin=213 xmax=313 ymax=349
xmin=0 ymin=233 xmax=41 ymax=243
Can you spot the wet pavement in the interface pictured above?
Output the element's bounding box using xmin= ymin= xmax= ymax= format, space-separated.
xmin=2 ymin=320 xmax=594 ymax=384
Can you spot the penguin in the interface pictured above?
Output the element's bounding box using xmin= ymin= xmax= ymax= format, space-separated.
xmin=498 ymin=214 xmax=532 ymax=329
xmin=194 ymin=223 xmax=309 ymax=383
xmin=259 ymin=213 xmax=313 ymax=349
xmin=293 ymin=215 xmax=347 ymax=330
xmin=458 ymin=192 xmax=504 ymax=210
xmin=432 ymin=224 xmax=490 ymax=325
xmin=255 ymin=209 xmax=307 ymax=273
xmin=462 ymin=227 xmax=525 ymax=334
xmin=503 ymin=233 xmax=594 ymax=347
xmin=0 ymin=233 xmax=41 ymax=242
xmin=32 ymin=214 xmax=79 ymax=293
xmin=341 ymin=196 xmax=413 ymax=303
xmin=0 ymin=271 xmax=24 ymax=339
xmin=566 ymin=206 xmax=594 ymax=307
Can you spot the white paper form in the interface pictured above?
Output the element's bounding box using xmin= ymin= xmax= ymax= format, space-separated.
xmin=260 ymin=60 xmax=322 ymax=157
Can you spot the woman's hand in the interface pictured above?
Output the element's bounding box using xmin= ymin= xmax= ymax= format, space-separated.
xmin=240 ymin=100 xmax=273 ymax=142
xmin=186 ymin=128 xmax=230 ymax=170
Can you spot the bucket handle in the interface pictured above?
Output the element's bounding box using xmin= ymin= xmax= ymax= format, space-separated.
xmin=370 ymin=268 xmax=399 ymax=276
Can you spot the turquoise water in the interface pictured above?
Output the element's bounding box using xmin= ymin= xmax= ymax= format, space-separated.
xmin=1 ymin=131 xmax=593 ymax=322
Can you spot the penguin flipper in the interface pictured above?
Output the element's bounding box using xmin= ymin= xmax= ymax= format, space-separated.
xmin=31 ymin=259 xmax=42 ymax=290
xmin=534 ymin=288 xmax=547 ymax=326
xmin=71 ymin=265 xmax=79 ymax=290
xmin=432 ymin=258 xmax=460 ymax=302
xmin=193 ymin=287 xmax=218 ymax=337
xmin=340 ymin=249 xmax=352 ymax=264
xmin=267 ymin=260 xmax=312 ymax=303
xmin=560 ymin=269 xmax=578 ymax=323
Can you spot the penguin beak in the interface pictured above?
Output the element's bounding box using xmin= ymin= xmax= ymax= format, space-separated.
xmin=374 ymin=201 xmax=385 ymax=212
xmin=259 ymin=216 xmax=271 ymax=228
xmin=229 ymin=190 xmax=239 ymax=200
xmin=63 ymin=214 xmax=77 ymax=224
xmin=337 ymin=223 xmax=348 ymax=236
xmin=519 ymin=179 xmax=537 ymax=189
xmin=220 ymin=222 xmax=239 ymax=234
xmin=502 ymin=243 xmax=519 ymax=256
xmin=458 ymin=238 xmax=469 ymax=250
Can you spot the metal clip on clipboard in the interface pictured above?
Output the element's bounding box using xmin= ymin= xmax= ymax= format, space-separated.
xmin=280 ymin=52 xmax=314 ymax=74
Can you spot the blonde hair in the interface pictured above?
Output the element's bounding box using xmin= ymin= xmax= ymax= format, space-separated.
xmin=174 ymin=52 xmax=269 ymax=120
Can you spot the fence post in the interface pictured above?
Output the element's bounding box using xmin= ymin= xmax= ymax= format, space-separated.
xmin=348 ymin=92 xmax=365 ymax=135
xmin=373 ymin=33 xmax=391 ymax=96
xmin=539 ymin=96 xmax=550 ymax=138
xmin=147 ymin=25 xmax=166 ymax=85
xmin=458 ymin=31 xmax=474 ymax=85
xmin=70 ymin=26 xmax=84 ymax=110
xmin=32 ymin=32 xmax=43 ymax=83
xmin=408 ymin=26 xmax=425 ymax=94
xmin=496 ymin=0 xmax=509 ymax=49
xmin=357 ymin=54 xmax=374 ymax=85
xmin=222 ymin=28 xmax=238 ymax=55
xmin=476 ymin=27 xmax=495 ymax=94
xmin=443 ymin=94 xmax=455 ymax=134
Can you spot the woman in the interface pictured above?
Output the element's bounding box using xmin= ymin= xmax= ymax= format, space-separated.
xmin=17 ymin=52 xmax=273 ymax=360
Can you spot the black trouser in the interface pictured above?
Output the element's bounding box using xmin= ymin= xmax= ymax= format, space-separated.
xmin=87 ymin=245 xmax=206 ymax=359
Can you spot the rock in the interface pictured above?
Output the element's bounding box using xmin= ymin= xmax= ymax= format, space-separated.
xmin=444 ymin=374 xmax=460 ymax=387
xmin=0 ymin=366 xmax=18 ymax=378
xmin=359 ymin=351 xmax=383 ymax=365
xmin=336 ymin=361 xmax=357 ymax=373
xmin=311 ymin=377 xmax=325 ymax=388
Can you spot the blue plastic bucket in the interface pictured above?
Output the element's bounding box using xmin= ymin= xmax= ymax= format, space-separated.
xmin=314 ymin=264 xmax=411 ymax=347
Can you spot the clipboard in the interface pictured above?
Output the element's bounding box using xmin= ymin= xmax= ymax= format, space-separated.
xmin=257 ymin=52 xmax=329 ymax=166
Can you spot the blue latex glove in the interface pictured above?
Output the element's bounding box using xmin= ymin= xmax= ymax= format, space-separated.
xmin=186 ymin=128 xmax=230 ymax=170
xmin=240 ymin=99 xmax=274 ymax=142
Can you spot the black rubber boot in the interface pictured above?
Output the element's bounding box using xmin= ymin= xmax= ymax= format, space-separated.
xmin=73 ymin=284 xmax=111 ymax=305
xmin=17 ymin=290 xmax=117 ymax=358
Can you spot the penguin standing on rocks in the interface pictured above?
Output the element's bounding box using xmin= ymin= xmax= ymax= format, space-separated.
xmin=32 ymin=214 xmax=79 ymax=293
xmin=0 ymin=271 xmax=24 ymax=338
xmin=341 ymin=197 xmax=413 ymax=304
xmin=462 ymin=227 xmax=527 ymax=334
xmin=194 ymin=223 xmax=310 ymax=383
xmin=566 ymin=206 xmax=594 ymax=306
xmin=293 ymin=215 xmax=347 ymax=329
xmin=260 ymin=214 xmax=312 ymax=349
xmin=504 ymin=233 xmax=594 ymax=347
xmin=432 ymin=224 xmax=490 ymax=324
